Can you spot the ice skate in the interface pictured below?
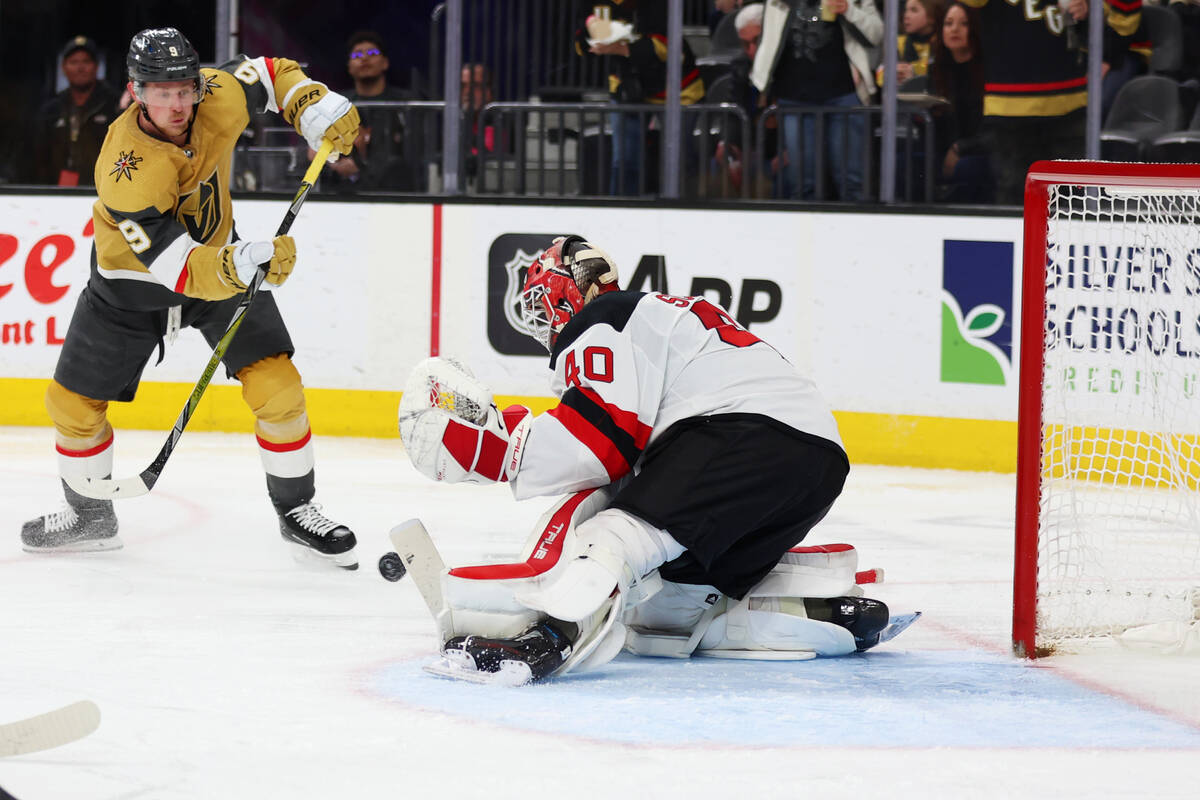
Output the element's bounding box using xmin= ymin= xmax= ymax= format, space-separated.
xmin=805 ymin=596 xmax=891 ymax=651
xmin=426 ymin=621 xmax=574 ymax=686
xmin=278 ymin=502 xmax=358 ymax=570
xmin=22 ymin=481 xmax=122 ymax=553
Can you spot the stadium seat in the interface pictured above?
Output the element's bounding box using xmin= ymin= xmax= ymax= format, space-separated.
xmin=1147 ymin=101 xmax=1200 ymax=162
xmin=1101 ymin=75 xmax=1184 ymax=161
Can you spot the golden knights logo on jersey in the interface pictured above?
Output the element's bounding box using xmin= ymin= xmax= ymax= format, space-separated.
xmin=177 ymin=171 xmax=222 ymax=243
xmin=110 ymin=150 xmax=143 ymax=183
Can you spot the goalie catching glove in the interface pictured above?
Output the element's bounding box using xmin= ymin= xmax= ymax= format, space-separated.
xmin=398 ymin=357 xmax=531 ymax=484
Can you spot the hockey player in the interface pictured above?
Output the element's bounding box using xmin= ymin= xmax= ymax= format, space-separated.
xmin=20 ymin=28 xmax=361 ymax=569
xmin=398 ymin=236 xmax=901 ymax=683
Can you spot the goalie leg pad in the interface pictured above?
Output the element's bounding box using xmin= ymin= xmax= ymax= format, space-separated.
xmin=622 ymin=549 xmax=890 ymax=660
xmin=437 ymin=488 xmax=612 ymax=639
xmin=696 ymin=597 xmax=857 ymax=658
xmin=514 ymin=509 xmax=684 ymax=623
xmin=757 ymin=544 xmax=865 ymax=599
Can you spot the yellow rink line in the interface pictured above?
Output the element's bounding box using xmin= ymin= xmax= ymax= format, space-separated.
xmin=0 ymin=378 xmax=1018 ymax=473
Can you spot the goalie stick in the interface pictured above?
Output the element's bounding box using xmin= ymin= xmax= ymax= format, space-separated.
xmin=64 ymin=139 xmax=335 ymax=502
xmin=0 ymin=700 xmax=100 ymax=757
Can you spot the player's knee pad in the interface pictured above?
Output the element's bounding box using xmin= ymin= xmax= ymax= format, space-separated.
xmin=439 ymin=487 xmax=613 ymax=640
xmin=238 ymin=354 xmax=308 ymax=441
xmin=45 ymin=380 xmax=110 ymax=448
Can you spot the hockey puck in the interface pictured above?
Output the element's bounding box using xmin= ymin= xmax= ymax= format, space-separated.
xmin=378 ymin=552 xmax=407 ymax=582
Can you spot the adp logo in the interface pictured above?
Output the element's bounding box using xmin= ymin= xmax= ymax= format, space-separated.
xmin=940 ymin=239 xmax=1014 ymax=385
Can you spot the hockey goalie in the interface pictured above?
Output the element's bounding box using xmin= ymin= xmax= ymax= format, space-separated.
xmin=396 ymin=236 xmax=917 ymax=685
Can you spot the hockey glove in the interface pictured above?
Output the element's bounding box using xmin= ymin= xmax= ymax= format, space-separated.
xmin=400 ymin=401 xmax=531 ymax=485
xmin=398 ymin=356 xmax=532 ymax=484
xmin=285 ymin=83 xmax=360 ymax=158
xmin=217 ymin=236 xmax=296 ymax=292
xmin=182 ymin=236 xmax=295 ymax=300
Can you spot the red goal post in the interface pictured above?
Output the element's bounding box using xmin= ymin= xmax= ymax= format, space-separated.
xmin=1014 ymin=160 xmax=1200 ymax=658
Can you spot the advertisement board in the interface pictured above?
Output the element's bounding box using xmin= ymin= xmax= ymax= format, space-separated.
xmin=0 ymin=193 xmax=1025 ymax=468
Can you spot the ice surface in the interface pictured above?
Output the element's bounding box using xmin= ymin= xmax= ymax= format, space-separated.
xmin=1 ymin=427 xmax=1197 ymax=799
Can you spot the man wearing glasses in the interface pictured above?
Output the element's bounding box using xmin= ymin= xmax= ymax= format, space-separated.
xmin=317 ymin=30 xmax=422 ymax=191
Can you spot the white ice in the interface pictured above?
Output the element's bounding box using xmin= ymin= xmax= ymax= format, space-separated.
xmin=1 ymin=426 xmax=1197 ymax=799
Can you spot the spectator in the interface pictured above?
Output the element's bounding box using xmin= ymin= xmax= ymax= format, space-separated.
xmin=460 ymin=62 xmax=517 ymax=185
xmin=578 ymin=0 xmax=706 ymax=195
xmin=930 ymin=1 xmax=992 ymax=202
xmin=1101 ymin=7 xmax=1151 ymax=122
xmin=711 ymin=0 xmax=749 ymax=54
xmin=878 ymin=0 xmax=945 ymax=88
xmin=712 ymin=4 xmax=768 ymax=194
xmin=30 ymin=36 xmax=121 ymax=186
xmin=961 ymin=0 xmax=1140 ymax=204
xmin=1173 ymin=0 xmax=1200 ymax=84
xmin=751 ymin=0 xmax=883 ymax=201
xmin=317 ymin=30 xmax=421 ymax=192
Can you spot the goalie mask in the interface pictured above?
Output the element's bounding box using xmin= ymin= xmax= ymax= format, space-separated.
xmin=520 ymin=236 xmax=619 ymax=352
xmin=127 ymin=28 xmax=203 ymax=105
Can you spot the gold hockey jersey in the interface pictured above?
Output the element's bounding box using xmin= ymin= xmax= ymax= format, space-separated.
xmin=89 ymin=57 xmax=313 ymax=310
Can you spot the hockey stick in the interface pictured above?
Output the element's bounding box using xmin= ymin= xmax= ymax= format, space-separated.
xmin=0 ymin=700 xmax=100 ymax=757
xmin=66 ymin=139 xmax=335 ymax=501
xmin=388 ymin=519 xmax=453 ymax=642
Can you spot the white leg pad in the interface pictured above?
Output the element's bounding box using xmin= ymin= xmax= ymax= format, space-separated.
xmin=436 ymin=487 xmax=612 ymax=639
xmin=696 ymin=597 xmax=856 ymax=658
xmin=515 ymin=509 xmax=682 ymax=622
xmin=757 ymin=544 xmax=863 ymax=599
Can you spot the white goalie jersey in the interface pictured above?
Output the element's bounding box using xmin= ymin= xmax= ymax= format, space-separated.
xmin=511 ymin=291 xmax=844 ymax=500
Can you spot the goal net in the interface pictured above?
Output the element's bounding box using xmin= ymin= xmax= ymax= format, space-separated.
xmin=1014 ymin=161 xmax=1200 ymax=657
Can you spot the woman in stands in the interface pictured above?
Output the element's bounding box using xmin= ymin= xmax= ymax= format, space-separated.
xmin=879 ymin=0 xmax=945 ymax=89
xmin=930 ymin=1 xmax=991 ymax=203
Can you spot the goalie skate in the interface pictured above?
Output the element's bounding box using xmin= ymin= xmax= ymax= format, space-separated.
xmin=424 ymin=621 xmax=573 ymax=687
xmin=876 ymin=611 xmax=922 ymax=647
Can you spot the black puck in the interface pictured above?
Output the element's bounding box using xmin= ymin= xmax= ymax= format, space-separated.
xmin=378 ymin=551 xmax=407 ymax=582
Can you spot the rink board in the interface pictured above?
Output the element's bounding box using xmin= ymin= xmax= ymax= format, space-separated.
xmin=0 ymin=193 xmax=1021 ymax=470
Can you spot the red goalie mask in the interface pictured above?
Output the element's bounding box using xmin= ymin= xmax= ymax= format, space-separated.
xmin=520 ymin=236 xmax=618 ymax=352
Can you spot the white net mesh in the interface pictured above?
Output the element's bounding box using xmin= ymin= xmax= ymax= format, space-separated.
xmin=1037 ymin=183 xmax=1200 ymax=651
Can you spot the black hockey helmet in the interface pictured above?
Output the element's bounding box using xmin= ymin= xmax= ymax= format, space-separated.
xmin=127 ymin=27 xmax=202 ymax=100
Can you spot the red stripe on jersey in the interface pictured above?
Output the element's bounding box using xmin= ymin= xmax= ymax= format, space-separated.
xmin=256 ymin=428 xmax=312 ymax=452
xmin=56 ymin=433 xmax=114 ymax=458
xmin=547 ymin=402 xmax=631 ymax=481
xmin=986 ymin=76 xmax=1088 ymax=93
xmin=1107 ymin=0 xmax=1140 ymax=11
xmin=448 ymin=489 xmax=598 ymax=580
xmin=176 ymin=249 xmax=194 ymax=294
xmin=264 ymin=57 xmax=277 ymax=82
xmin=577 ymin=386 xmax=652 ymax=449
